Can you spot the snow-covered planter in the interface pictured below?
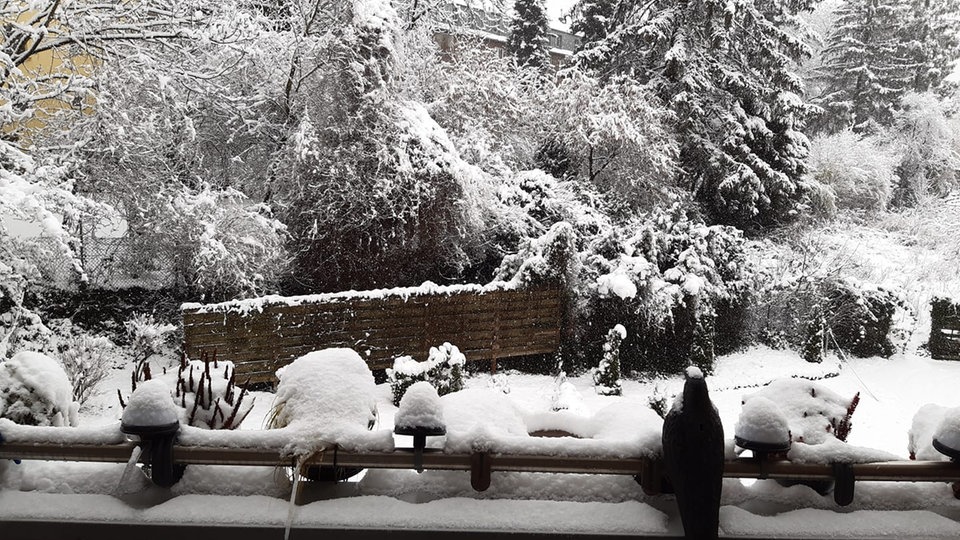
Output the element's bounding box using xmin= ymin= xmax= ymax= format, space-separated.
xmin=593 ymin=325 xmax=624 ymax=396
xmin=121 ymin=379 xmax=179 ymax=428
xmin=0 ymin=351 xmax=79 ymax=427
xmin=909 ymin=403 xmax=949 ymax=460
xmin=933 ymin=407 xmax=960 ymax=461
xmin=387 ymin=342 xmax=465 ymax=406
xmin=268 ymin=348 xmax=379 ymax=457
xmin=394 ymin=381 xmax=445 ymax=433
xmin=734 ymin=396 xmax=791 ymax=453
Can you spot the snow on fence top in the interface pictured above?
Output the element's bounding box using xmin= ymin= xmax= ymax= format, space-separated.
xmin=182 ymin=281 xmax=565 ymax=385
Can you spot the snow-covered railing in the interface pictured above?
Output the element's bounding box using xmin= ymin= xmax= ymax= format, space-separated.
xmin=4 ymin=431 xmax=960 ymax=500
xmin=181 ymin=283 xmax=565 ymax=384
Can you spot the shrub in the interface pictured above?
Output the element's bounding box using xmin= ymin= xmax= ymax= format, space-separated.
xmin=0 ymin=351 xmax=79 ymax=426
xmin=593 ymin=325 xmax=624 ymax=396
xmin=124 ymin=314 xmax=177 ymax=381
xmin=806 ymin=130 xmax=898 ymax=212
xmin=58 ymin=334 xmax=115 ymax=404
xmin=892 ymin=92 xmax=960 ymax=206
xmin=581 ymin=203 xmax=754 ymax=375
xmin=386 ymin=343 xmax=465 ymax=406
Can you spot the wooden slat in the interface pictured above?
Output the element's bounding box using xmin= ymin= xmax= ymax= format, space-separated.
xmin=184 ymin=286 xmax=564 ymax=380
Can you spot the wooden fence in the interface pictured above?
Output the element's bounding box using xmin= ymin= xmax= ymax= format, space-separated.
xmin=931 ymin=297 xmax=960 ymax=361
xmin=182 ymin=285 xmax=565 ymax=384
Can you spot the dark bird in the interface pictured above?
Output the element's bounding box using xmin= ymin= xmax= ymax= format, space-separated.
xmin=662 ymin=366 xmax=725 ymax=539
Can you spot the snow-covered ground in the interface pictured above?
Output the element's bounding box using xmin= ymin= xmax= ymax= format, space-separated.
xmin=3 ymin=343 xmax=960 ymax=537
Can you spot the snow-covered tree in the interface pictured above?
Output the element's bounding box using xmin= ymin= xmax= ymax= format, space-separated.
xmin=576 ymin=0 xmax=818 ymax=228
xmin=900 ymin=0 xmax=960 ymax=94
xmin=891 ymin=93 xmax=960 ymax=205
xmin=569 ymin=0 xmax=616 ymax=54
xmin=815 ymin=0 xmax=915 ymax=133
xmin=507 ymin=0 xmax=552 ymax=70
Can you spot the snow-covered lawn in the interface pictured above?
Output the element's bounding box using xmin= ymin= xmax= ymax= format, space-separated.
xmin=3 ymin=344 xmax=960 ymax=537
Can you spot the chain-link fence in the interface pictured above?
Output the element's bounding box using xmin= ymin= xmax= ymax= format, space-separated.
xmin=32 ymin=233 xmax=182 ymax=291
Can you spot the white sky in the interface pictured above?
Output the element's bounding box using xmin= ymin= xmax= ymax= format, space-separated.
xmin=545 ymin=0 xmax=578 ymax=31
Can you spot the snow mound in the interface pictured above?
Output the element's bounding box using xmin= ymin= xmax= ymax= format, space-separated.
xmin=395 ymin=382 xmax=444 ymax=431
xmin=735 ymin=397 xmax=790 ymax=445
xmin=908 ymin=403 xmax=949 ymax=460
xmin=268 ymin=348 xmax=384 ymax=456
xmin=442 ymin=389 xmax=528 ymax=452
xmin=0 ymin=351 xmax=78 ymax=427
xmin=684 ymin=366 xmax=703 ymax=380
xmin=743 ymin=379 xmax=854 ymax=445
xmin=934 ymin=406 xmax=960 ymax=454
xmin=122 ymin=380 xmax=178 ymax=427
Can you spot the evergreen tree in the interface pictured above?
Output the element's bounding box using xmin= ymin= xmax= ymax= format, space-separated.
xmin=569 ymin=0 xmax=617 ymax=67
xmin=900 ymin=0 xmax=960 ymax=93
xmin=575 ymin=0 xmax=818 ymax=228
xmin=507 ymin=0 xmax=552 ymax=70
xmin=816 ymin=0 xmax=915 ymax=133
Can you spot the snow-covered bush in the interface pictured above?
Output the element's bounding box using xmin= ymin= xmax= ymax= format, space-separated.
xmin=387 ymin=343 xmax=465 ymax=406
xmin=891 ymin=92 xmax=960 ymax=206
xmin=593 ymin=325 xmax=624 ymax=396
xmin=743 ymin=379 xmax=859 ymax=445
xmin=268 ymin=348 xmax=378 ymax=456
xmin=806 ymin=130 xmax=898 ymax=212
xmin=797 ymin=278 xmax=905 ymax=362
xmin=581 ymin=203 xmax=754 ymax=374
xmin=164 ymin=188 xmax=287 ymax=300
xmin=125 ymin=314 xmax=177 ymax=381
xmin=58 ymin=334 xmax=115 ymax=404
xmin=0 ymin=351 xmax=79 ymax=427
xmin=121 ymin=350 xmax=254 ymax=430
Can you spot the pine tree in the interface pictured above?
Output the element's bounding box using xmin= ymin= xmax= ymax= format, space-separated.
xmin=594 ymin=325 xmax=625 ymax=396
xmin=575 ymin=0 xmax=817 ymax=228
xmin=816 ymin=0 xmax=915 ymax=133
xmin=507 ymin=0 xmax=552 ymax=70
xmin=569 ymin=0 xmax=617 ymax=69
xmin=900 ymin=0 xmax=960 ymax=93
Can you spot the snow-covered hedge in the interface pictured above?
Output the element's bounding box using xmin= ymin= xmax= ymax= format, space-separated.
xmin=0 ymin=351 xmax=79 ymax=427
xmin=387 ymin=343 xmax=465 ymax=406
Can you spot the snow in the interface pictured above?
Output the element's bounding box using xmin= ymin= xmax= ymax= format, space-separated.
xmin=181 ymin=281 xmax=514 ymax=315
xmin=266 ymin=348 xmax=387 ymax=456
xmin=720 ymin=506 xmax=960 ymax=538
xmin=685 ymin=366 xmax=703 ymax=380
xmin=0 ymin=351 xmax=78 ymax=427
xmin=743 ymin=378 xmax=853 ymax=445
xmin=395 ymin=381 xmax=444 ymax=431
xmin=121 ymin=379 xmax=178 ymax=427
xmin=596 ymin=269 xmax=637 ymax=299
xmin=909 ymin=404 xmax=950 ymax=461
xmin=735 ymin=396 xmax=790 ymax=445
xmin=934 ymin=407 xmax=960 ymax=455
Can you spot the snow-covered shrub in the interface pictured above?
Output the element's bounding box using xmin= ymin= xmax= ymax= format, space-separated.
xmin=743 ymin=379 xmax=859 ymax=444
xmin=164 ymin=188 xmax=287 ymax=301
xmin=806 ymin=130 xmax=898 ymax=212
xmin=120 ymin=350 xmax=254 ymax=430
xmin=581 ymin=203 xmax=754 ymax=374
xmin=494 ymin=221 xmax=577 ymax=288
xmin=58 ymin=334 xmax=115 ymax=404
xmin=0 ymin=351 xmax=79 ymax=427
xmin=593 ymin=325 xmax=624 ymax=396
xmin=892 ymin=93 xmax=960 ymax=206
xmin=173 ymin=352 xmax=254 ymax=430
xmin=802 ymin=278 xmax=905 ymax=360
xmin=267 ymin=348 xmax=378 ymax=456
xmin=386 ymin=342 xmax=465 ymax=406
xmin=125 ymin=314 xmax=177 ymax=381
